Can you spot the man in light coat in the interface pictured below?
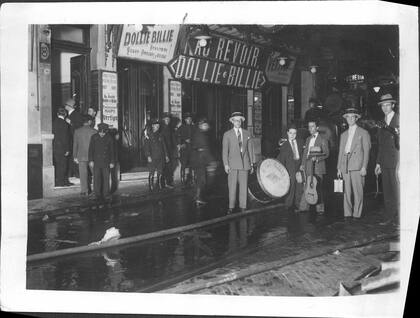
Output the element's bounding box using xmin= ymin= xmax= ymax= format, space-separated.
xmin=222 ymin=112 xmax=254 ymax=214
xmin=73 ymin=115 xmax=97 ymax=196
xmin=337 ymin=107 xmax=371 ymax=221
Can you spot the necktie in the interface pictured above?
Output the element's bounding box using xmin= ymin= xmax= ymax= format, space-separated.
xmin=237 ymin=130 xmax=242 ymax=152
xmin=292 ymin=140 xmax=299 ymax=160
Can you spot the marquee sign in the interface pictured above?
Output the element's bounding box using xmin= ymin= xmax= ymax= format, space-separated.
xmin=168 ymin=54 xmax=266 ymax=90
xmin=118 ymin=24 xmax=180 ymax=64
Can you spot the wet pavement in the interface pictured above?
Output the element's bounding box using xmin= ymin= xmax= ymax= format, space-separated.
xmin=26 ymin=184 xmax=398 ymax=294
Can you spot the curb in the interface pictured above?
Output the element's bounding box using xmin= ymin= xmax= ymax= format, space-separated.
xmin=158 ymin=232 xmax=399 ymax=294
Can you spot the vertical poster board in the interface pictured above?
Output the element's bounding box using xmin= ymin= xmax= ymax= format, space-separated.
xmin=253 ymin=91 xmax=263 ymax=137
xmin=102 ymin=71 xmax=118 ymax=129
xmin=169 ymin=79 xmax=182 ymax=119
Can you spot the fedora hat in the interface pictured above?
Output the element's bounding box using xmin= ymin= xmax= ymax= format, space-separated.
xmin=98 ymin=123 xmax=109 ymax=132
xmin=378 ymin=93 xmax=396 ymax=105
xmin=342 ymin=107 xmax=361 ymax=119
xmin=229 ymin=111 xmax=245 ymax=123
xmin=162 ymin=112 xmax=171 ymax=119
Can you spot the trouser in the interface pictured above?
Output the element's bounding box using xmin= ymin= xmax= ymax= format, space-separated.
xmin=382 ymin=168 xmax=399 ymax=220
xmin=195 ymin=166 xmax=207 ymax=200
xmin=228 ymin=169 xmax=249 ymax=209
xmin=93 ymin=165 xmax=110 ymax=197
xmin=285 ymin=177 xmax=304 ymax=210
xmin=110 ymin=162 xmax=120 ymax=193
xmin=163 ymin=157 xmax=174 ymax=185
xmin=343 ymin=170 xmax=365 ymax=218
xmin=78 ymin=161 xmax=90 ymax=193
xmin=54 ymin=154 xmax=67 ymax=186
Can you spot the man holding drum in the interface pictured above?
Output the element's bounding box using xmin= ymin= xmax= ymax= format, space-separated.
xmin=223 ymin=112 xmax=255 ymax=214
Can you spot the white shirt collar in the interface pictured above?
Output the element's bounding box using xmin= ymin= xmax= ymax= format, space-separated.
xmin=349 ymin=124 xmax=357 ymax=132
xmin=58 ymin=115 xmax=65 ymax=120
xmin=386 ymin=111 xmax=395 ymax=124
xmin=68 ymin=108 xmax=74 ymax=115
xmin=234 ymin=127 xmax=242 ymax=134
xmin=312 ymin=132 xmax=319 ymax=138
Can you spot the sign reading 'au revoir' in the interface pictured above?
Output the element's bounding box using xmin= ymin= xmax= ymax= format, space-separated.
xmin=168 ymin=36 xmax=267 ymax=89
xmin=118 ymin=25 xmax=180 ymax=64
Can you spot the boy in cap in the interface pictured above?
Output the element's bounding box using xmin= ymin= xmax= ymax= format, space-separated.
xmin=88 ymin=123 xmax=115 ymax=200
xmin=337 ymin=107 xmax=371 ymax=221
xmin=160 ymin=112 xmax=177 ymax=188
xmin=144 ymin=118 xmax=169 ymax=191
xmin=177 ymin=112 xmax=195 ymax=185
xmin=222 ymin=111 xmax=255 ymax=214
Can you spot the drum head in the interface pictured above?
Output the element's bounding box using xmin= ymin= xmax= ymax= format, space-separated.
xmin=257 ymin=158 xmax=290 ymax=198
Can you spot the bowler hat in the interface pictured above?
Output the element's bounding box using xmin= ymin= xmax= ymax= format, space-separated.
xmin=198 ymin=117 xmax=208 ymax=125
xmin=183 ymin=112 xmax=192 ymax=119
xmin=98 ymin=123 xmax=109 ymax=132
xmin=229 ymin=111 xmax=245 ymax=123
xmin=162 ymin=112 xmax=171 ymax=119
xmin=377 ymin=93 xmax=396 ymax=105
xmin=342 ymin=107 xmax=361 ymax=119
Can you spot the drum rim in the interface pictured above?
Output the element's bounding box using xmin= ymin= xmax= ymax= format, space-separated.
xmin=256 ymin=158 xmax=290 ymax=199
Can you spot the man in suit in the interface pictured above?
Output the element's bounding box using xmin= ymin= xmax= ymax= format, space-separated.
xmin=88 ymin=123 xmax=115 ymax=200
xmin=52 ymin=108 xmax=71 ymax=187
xmin=301 ymin=119 xmax=330 ymax=216
xmin=73 ymin=115 xmax=97 ymax=196
xmin=222 ymin=112 xmax=255 ymax=214
xmin=374 ymin=93 xmax=400 ymax=224
xmin=337 ymin=107 xmax=371 ymax=221
xmin=277 ymin=124 xmax=304 ymax=212
xmin=64 ymin=98 xmax=84 ymax=180
xmin=177 ymin=113 xmax=195 ymax=186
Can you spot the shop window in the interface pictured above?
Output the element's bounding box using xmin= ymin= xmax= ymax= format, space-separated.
xmin=51 ymin=25 xmax=87 ymax=45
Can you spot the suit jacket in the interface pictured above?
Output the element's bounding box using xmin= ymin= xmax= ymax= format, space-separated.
xmin=73 ymin=125 xmax=97 ymax=161
xmin=222 ymin=128 xmax=253 ymax=170
xmin=277 ymin=138 xmax=304 ymax=177
xmin=144 ymin=132 xmax=167 ymax=162
xmin=88 ymin=133 xmax=115 ymax=167
xmin=52 ymin=117 xmax=71 ymax=156
xmin=337 ymin=125 xmax=371 ymax=172
xmin=377 ymin=113 xmax=399 ymax=169
xmin=68 ymin=109 xmax=83 ymax=132
xmin=303 ymin=133 xmax=330 ymax=176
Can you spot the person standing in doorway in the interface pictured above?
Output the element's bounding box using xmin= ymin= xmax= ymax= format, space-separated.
xmin=73 ymin=115 xmax=97 ymax=196
xmin=191 ymin=117 xmax=213 ymax=205
xmin=375 ymin=93 xmax=400 ymax=225
xmin=144 ymin=118 xmax=169 ymax=192
xmin=222 ymin=112 xmax=255 ymax=214
xmin=277 ymin=124 xmax=304 ymax=213
xmin=301 ymin=120 xmax=330 ymax=218
xmin=52 ymin=107 xmax=71 ymax=187
xmin=88 ymin=123 xmax=115 ymax=201
xmin=337 ymin=107 xmax=371 ymax=222
xmin=161 ymin=112 xmax=177 ymax=189
xmin=64 ymin=98 xmax=83 ymax=180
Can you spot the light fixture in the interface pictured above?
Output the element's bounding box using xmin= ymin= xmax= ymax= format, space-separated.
xmin=373 ymin=86 xmax=381 ymax=93
xmin=279 ymin=57 xmax=287 ymax=66
xmin=310 ymin=65 xmax=318 ymax=74
xmin=198 ymin=38 xmax=208 ymax=47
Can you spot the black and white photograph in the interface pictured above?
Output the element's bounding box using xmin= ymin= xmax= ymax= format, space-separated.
xmin=1 ymin=1 xmax=419 ymax=317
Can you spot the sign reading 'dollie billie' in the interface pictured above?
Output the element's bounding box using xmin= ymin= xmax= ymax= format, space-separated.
xmin=168 ymin=35 xmax=267 ymax=89
xmin=118 ymin=25 xmax=180 ymax=64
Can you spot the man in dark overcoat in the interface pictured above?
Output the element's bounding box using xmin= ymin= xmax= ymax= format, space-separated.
xmin=73 ymin=115 xmax=97 ymax=196
xmin=88 ymin=123 xmax=115 ymax=200
xmin=374 ymin=93 xmax=400 ymax=224
xmin=277 ymin=124 xmax=304 ymax=212
xmin=52 ymin=107 xmax=71 ymax=187
xmin=64 ymin=98 xmax=83 ymax=180
xmin=161 ymin=112 xmax=177 ymax=188
xmin=177 ymin=112 xmax=195 ymax=185
xmin=144 ymin=119 xmax=169 ymax=191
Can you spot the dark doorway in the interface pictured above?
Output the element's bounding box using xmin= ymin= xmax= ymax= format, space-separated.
xmin=117 ymin=59 xmax=163 ymax=172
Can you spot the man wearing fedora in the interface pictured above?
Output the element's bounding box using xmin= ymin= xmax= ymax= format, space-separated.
xmin=88 ymin=123 xmax=115 ymax=200
xmin=222 ymin=111 xmax=254 ymax=214
xmin=337 ymin=107 xmax=371 ymax=221
xmin=375 ymin=93 xmax=399 ymax=224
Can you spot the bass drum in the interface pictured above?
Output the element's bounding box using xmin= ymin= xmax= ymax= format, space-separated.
xmin=248 ymin=158 xmax=290 ymax=203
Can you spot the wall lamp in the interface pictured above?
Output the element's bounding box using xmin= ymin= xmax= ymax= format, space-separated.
xmin=373 ymin=86 xmax=381 ymax=93
xmin=191 ymin=26 xmax=212 ymax=47
xmin=309 ymin=65 xmax=318 ymax=74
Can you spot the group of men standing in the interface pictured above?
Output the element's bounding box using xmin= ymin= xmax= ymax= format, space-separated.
xmin=52 ymin=98 xmax=118 ymax=200
xmin=277 ymin=93 xmax=399 ymax=224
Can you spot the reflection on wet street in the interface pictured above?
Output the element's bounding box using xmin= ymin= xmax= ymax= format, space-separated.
xmin=27 ymin=192 xmax=331 ymax=292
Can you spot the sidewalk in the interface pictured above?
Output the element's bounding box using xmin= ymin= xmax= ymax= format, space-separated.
xmin=28 ymin=176 xmax=190 ymax=217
